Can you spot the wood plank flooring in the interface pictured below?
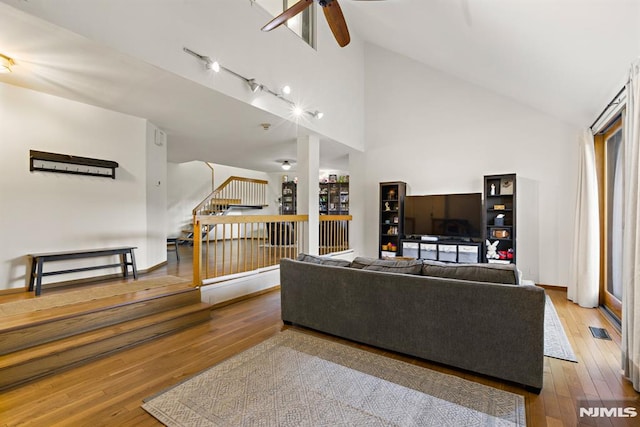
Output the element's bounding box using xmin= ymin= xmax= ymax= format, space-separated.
xmin=1 ymin=246 xmax=638 ymax=426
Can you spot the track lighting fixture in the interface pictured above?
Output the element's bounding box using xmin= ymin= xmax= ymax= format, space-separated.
xmin=183 ymin=47 xmax=323 ymax=120
xmin=204 ymin=57 xmax=220 ymax=72
xmin=247 ymin=79 xmax=262 ymax=93
xmin=281 ymin=160 xmax=292 ymax=171
xmin=0 ymin=54 xmax=14 ymax=73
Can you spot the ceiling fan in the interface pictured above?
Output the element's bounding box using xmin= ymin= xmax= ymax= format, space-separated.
xmin=261 ymin=0 xmax=385 ymax=48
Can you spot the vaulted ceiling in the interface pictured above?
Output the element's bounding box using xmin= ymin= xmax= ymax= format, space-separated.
xmin=1 ymin=0 xmax=639 ymax=172
xmin=343 ymin=0 xmax=639 ymax=126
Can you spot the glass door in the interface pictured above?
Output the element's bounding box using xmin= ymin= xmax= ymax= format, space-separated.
xmin=597 ymin=118 xmax=623 ymax=321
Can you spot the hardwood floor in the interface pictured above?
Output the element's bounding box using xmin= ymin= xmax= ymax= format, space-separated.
xmin=1 ymin=247 xmax=638 ymax=426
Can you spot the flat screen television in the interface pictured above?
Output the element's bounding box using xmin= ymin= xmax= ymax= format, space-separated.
xmin=403 ymin=193 xmax=482 ymax=240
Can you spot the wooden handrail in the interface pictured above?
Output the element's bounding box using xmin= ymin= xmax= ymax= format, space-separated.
xmin=192 ymin=176 xmax=269 ymax=215
xmin=193 ymin=214 xmax=309 ymax=285
xmin=192 ymin=214 xmax=353 ymax=285
xmin=196 ymin=214 xmax=308 ymax=225
xmin=217 ymin=176 xmax=270 ymax=187
xmin=319 ymin=215 xmax=352 ymax=221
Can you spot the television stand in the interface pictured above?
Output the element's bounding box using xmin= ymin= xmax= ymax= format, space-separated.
xmin=438 ymin=236 xmax=472 ymax=243
xmin=401 ymin=239 xmax=482 ymax=263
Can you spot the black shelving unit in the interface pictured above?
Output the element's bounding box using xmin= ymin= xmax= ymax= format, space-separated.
xmin=319 ymin=184 xmax=328 ymax=215
xmin=319 ymin=182 xmax=349 ymax=215
xmin=483 ymin=174 xmax=516 ymax=264
xmin=282 ymin=181 xmax=297 ymax=215
xmin=379 ymin=181 xmax=406 ymax=258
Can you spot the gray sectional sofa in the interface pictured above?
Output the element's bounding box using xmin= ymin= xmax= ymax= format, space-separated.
xmin=280 ymin=255 xmax=545 ymax=392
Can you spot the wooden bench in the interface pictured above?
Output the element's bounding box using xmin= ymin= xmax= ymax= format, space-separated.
xmin=28 ymin=247 xmax=138 ymax=296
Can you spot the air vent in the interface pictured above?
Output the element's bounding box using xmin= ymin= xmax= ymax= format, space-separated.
xmin=589 ymin=326 xmax=612 ymax=340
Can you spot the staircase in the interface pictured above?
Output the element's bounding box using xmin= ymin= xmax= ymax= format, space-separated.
xmin=0 ymin=277 xmax=212 ymax=391
xmin=180 ymin=176 xmax=269 ymax=243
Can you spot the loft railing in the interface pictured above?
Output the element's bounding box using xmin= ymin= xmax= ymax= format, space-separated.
xmin=192 ymin=215 xmax=307 ymax=285
xmin=191 ymin=214 xmax=353 ymax=285
xmin=319 ymin=215 xmax=352 ymax=255
xmin=192 ymin=176 xmax=268 ymax=216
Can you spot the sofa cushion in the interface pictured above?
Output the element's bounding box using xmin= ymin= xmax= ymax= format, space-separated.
xmin=296 ymin=253 xmax=352 ymax=267
xmin=349 ymin=257 xmax=378 ymax=269
xmin=362 ymin=259 xmax=423 ymax=275
xmin=421 ymin=260 xmax=519 ymax=284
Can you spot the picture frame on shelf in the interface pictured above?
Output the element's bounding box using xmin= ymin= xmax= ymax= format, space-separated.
xmin=500 ymin=178 xmax=514 ymax=195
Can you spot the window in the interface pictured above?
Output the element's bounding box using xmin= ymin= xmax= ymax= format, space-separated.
xmin=595 ymin=116 xmax=623 ymax=321
xmin=255 ymin=0 xmax=316 ymax=48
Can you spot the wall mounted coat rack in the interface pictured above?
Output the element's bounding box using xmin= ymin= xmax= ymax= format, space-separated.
xmin=30 ymin=150 xmax=119 ymax=179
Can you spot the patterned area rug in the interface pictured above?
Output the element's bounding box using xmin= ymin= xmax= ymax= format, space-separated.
xmin=143 ymin=329 xmax=526 ymax=426
xmin=544 ymin=295 xmax=578 ymax=362
xmin=0 ymin=276 xmax=189 ymax=316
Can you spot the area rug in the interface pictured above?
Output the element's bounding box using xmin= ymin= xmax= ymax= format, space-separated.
xmin=0 ymin=275 xmax=189 ymax=316
xmin=544 ymin=295 xmax=578 ymax=362
xmin=142 ymin=329 xmax=526 ymax=426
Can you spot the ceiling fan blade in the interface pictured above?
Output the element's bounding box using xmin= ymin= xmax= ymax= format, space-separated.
xmin=323 ymin=0 xmax=351 ymax=47
xmin=262 ymin=0 xmax=313 ymax=32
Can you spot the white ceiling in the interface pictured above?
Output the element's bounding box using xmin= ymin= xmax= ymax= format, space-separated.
xmin=1 ymin=0 xmax=639 ymax=172
xmin=0 ymin=2 xmax=355 ymax=173
xmin=342 ymin=0 xmax=640 ymax=126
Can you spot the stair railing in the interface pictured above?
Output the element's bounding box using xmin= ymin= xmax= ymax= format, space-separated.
xmin=192 ymin=176 xmax=269 ymax=217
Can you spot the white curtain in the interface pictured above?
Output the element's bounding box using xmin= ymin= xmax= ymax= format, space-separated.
xmin=568 ymin=130 xmax=600 ymax=307
xmin=622 ymin=59 xmax=640 ymax=391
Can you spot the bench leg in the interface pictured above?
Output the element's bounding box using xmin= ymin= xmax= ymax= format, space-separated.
xmin=35 ymin=258 xmax=44 ymax=296
xmin=28 ymin=257 xmax=37 ymax=292
xmin=129 ymin=249 xmax=138 ymax=279
xmin=120 ymin=253 xmax=129 ymax=278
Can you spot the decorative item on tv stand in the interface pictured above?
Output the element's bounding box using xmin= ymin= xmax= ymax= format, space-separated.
xmin=379 ymin=181 xmax=406 ymax=258
xmin=483 ymin=173 xmax=516 ymax=264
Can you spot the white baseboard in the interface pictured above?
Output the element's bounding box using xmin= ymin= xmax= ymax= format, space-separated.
xmin=200 ymin=267 xmax=280 ymax=306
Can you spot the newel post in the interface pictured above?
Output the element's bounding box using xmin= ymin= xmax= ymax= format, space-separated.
xmin=192 ymin=216 xmax=202 ymax=287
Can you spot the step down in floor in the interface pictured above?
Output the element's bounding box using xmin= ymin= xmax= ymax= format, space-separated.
xmin=0 ymin=278 xmax=212 ymax=391
xmin=589 ymin=326 xmax=612 ymax=340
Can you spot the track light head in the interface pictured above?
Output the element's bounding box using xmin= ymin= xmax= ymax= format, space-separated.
xmin=247 ymin=79 xmax=262 ymax=93
xmin=312 ymin=110 xmax=324 ymax=119
xmin=293 ymin=106 xmax=304 ymax=117
xmin=0 ymin=54 xmax=14 ymax=73
xmin=203 ymin=57 xmax=220 ymax=72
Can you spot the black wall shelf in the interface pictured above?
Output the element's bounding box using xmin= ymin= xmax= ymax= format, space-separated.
xmin=30 ymin=150 xmax=119 ymax=179
xmin=483 ymin=173 xmax=517 ymax=264
xmin=379 ymin=181 xmax=406 ymax=258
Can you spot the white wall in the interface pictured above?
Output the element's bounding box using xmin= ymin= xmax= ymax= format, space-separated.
xmin=145 ymin=125 xmax=168 ymax=268
xmin=2 ymin=0 xmax=366 ymax=152
xmin=0 ymin=82 xmax=164 ymax=290
xmin=363 ymin=45 xmax=580 ymax=286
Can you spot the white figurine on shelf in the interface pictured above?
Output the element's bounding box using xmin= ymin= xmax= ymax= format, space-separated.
xmin=490 ymin=183 xmax=496 ymax=196
xmin=384 ymin=202 xmax=391 ymax=211
xmin=486 ymin=240 xmax=500 ymax=259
